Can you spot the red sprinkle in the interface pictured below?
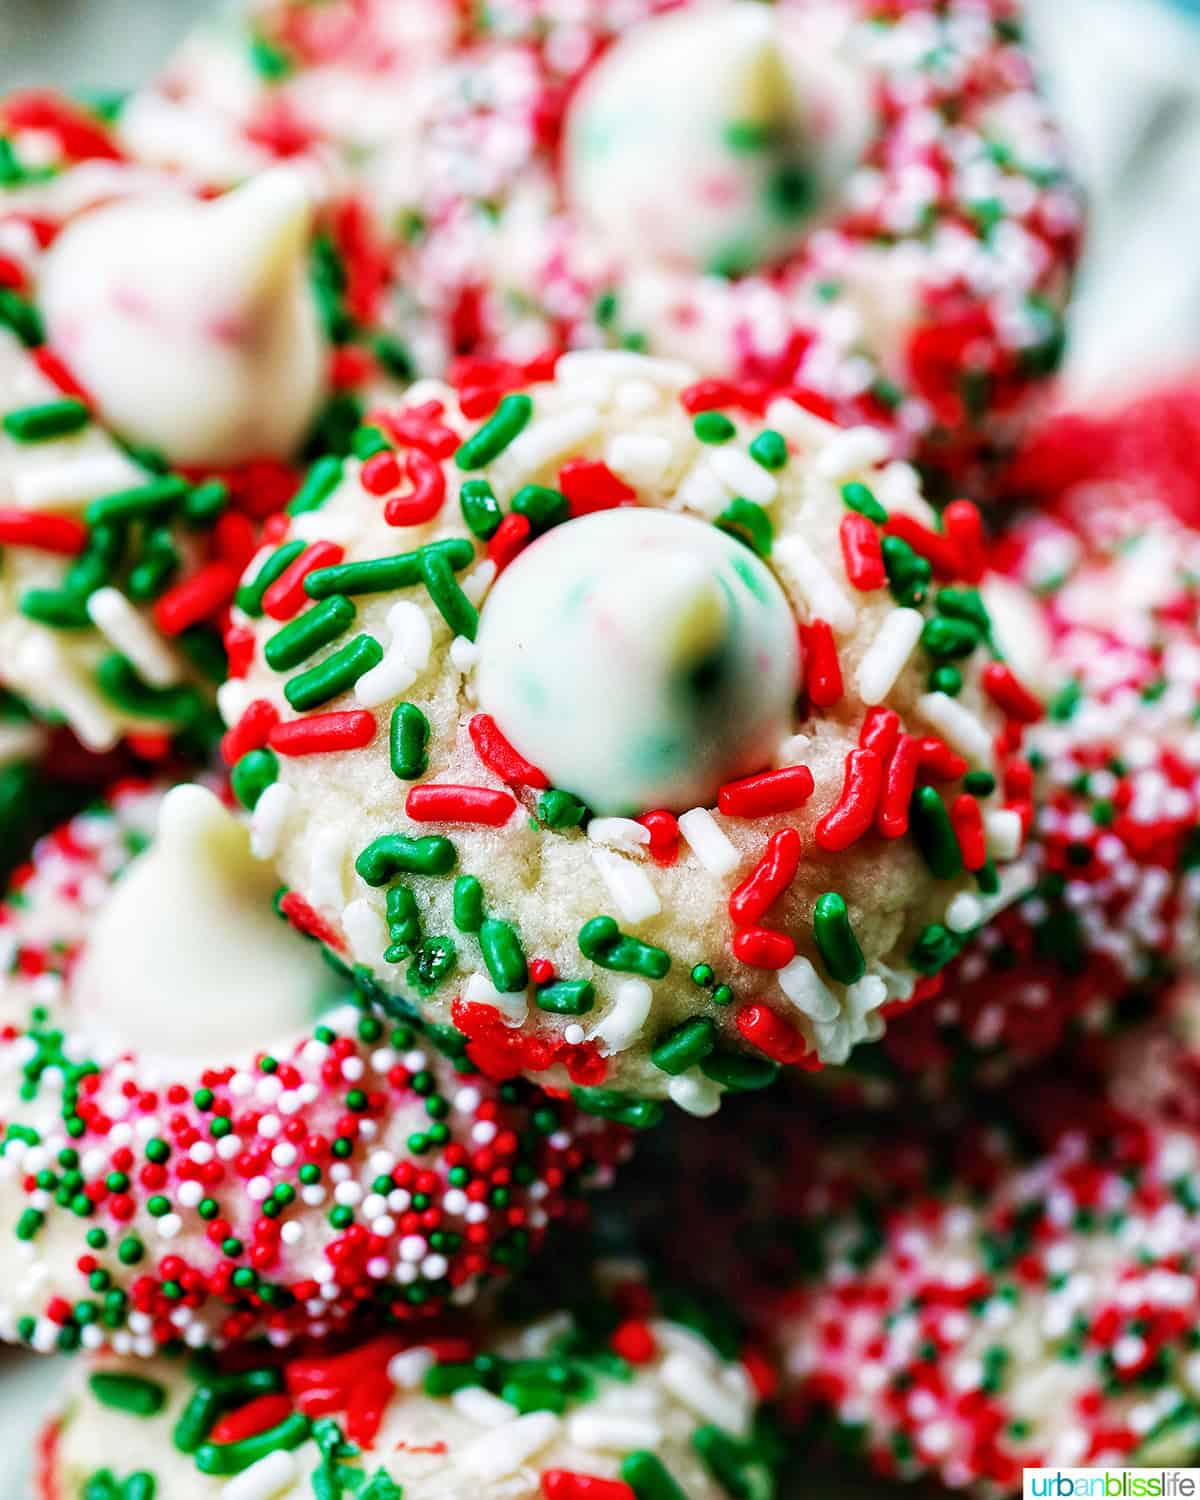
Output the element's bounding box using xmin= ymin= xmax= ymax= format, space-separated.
xmin=208 ymin=1394 xmax=293 ymax=1445
xmin=729 ymin=828 xmax=802 ymax=926
xmin=732 ymin=927 xmax=796 ymax=970
xmin=406 ymin=784 xmax=516 ymax=826
xmin=950 ymin=792 xmax=987 ymax=871
xmin=840 ymin=513 xmax=887 ymax=591
xmin=487 ymin=513 xmax=532 ymax=572
xmin=918 ymin=737 xmax=968 ymax=781
xmin=884 ymin=513 xmax=961 ymax=579
xmin=2 ymin=90 xmax=124 ymax=162
xmin=0 ymin=508 xmax=87 ymax=555
xmin=360 ymin=449 xmax=401 ymax=496
xmin=815 ymin=749 xmax=883 ymax=852
xmin=384 ymin=450 xmax=447 ymax=528
xmin=735 ymin=1003 xmax=817 ymax=1068
xmin=469 ymin=713 xmax=549 ymax=789
xmin=982 ymin=662 xmax=1043 ymax=724
xmin=542 ymin=1474 xmax=636 ymax=1500
xmin=279 ymin=890 xmax=344 ymax=949
xmin=637 ymin=810 xmax=680 ymax=866
xmin=802 ymin=619 xmax=843 ymax=708
xmin=860 ymin=706 xmax=900 ymax=762
xmin=32 ymin=347 xmax=90 ymax=402
xmin=152 ymin=561 xmax=238 ymax=636
xmin=943 ymin=499 xmax=986 ymax=583
xmin=374 ymin=401 xmax=458 ymax=460
xmin=610 ymin=1318 xmax=657 ymax=1364
xmin=223 ymin=623 xmax=256 ymax=680
xmin=718 ymin=765 xmax=815 ymax=818
xmin=558 ymin=458 xmax=637 ymax=516
xmin=877 ymin=734 xmax=922 ymax=840
xmin=220 ymin=699 xmax=280 ymax=767
xmin=269 ymin=711 xmax=376 ymax=756
xmin=263 ymin=541 xmax=345 ymax=621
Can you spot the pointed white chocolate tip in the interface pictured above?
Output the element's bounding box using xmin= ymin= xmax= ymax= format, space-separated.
xmin=213 ymin=167 xmax=315 ymax=307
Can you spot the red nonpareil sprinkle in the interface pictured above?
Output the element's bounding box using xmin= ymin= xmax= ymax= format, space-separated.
xmin=224 ymin=623 xmax=256 ymax=679
xmin=152 ymin=560 xmax=239 ymax=636
xmin=384 ymin=450 xmax=447 ymax=527
xmin=208 ymin=1393 xmax=294 ymax=1445
xmin=982 ymin=663 xmax=1043 ymax=724
xmin=610 ymin=1318 xmax=656 ymax=1364
xmin=732 ymin=927 xmax=796 ymax=970
xmin=637 ymin=809 xmax=680 ymax=866
xmin=943 ymin=499 xmax=986 ymax=583
xmin=815 ymin=749 xmax=883 ymax=852
xmin=269 ymin=711 xmax=376 ymax=756
xmin=542 ymin=1473 xmax=636 ymax=1500
xmin=2 ymin=90 xmax=124 ymax=162
xmin=802 ymin=619 xmax=843 ymax=708
xmin=951 ymin=792 xmax=987 ymax=871
xmin=718 ymin=765 xmax=815 ymax=818
xmin=406 ymin=784 xmax=517 ymax=826
xmin=729 ymin=828 xmax=802 ymax=926
xmin=220 ymin=699 xmax=280 ymax=766
xmin=735 ymin=1003 xmax=817 ymax=1068
xmin=529 ymin=958 xmax=555 ymax=986
xmin=32 ymin=346 xmax=90 ymax=402
xmin=279 ymin=890 xmax=344 ymax=949
xmin=883 ymin=513 xmax=960 ymax=579
xmin=558 ymin=458 xmax=637 ymax=516
xmin=918 ymin=737 xmax=968 ymax=781
xmin=263 ymin=541 xmax=344 ymax=620
xmin=860 ymin=706 xmax=900 ymax=762
xmin=877 ymin=734 xmax=921 ymax=840
xmin=360 ymin=449 xmax=401 ymax=496
xmin=469 ymin=713 xmax=549 ymax=789
xmin=840 ymin=513 xmax=887 ymax=591
xmin=487 ymin=513 xmax=532 ymax=572
xmin=0 ymin=509 xmax=87 ymax=555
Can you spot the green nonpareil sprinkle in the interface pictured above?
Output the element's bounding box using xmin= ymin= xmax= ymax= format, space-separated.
xmin=841 ymin=480 xmax=888 ymax=524
xmin=813 ymin=891 xmax=865 ymax=985
xmin=536 ymin=978 xmax=594 ymax=1015
xmin=650 ymin=1017 xmax=717 ymax=1075
xmin=693 ymin=411 xmax=736 ymax=444
xmin=928 ymin=664 xmax=963 ymax=697
xmin=236 ymin=539 xmax=306 ymax=617
xmin=511 ymin=483 xmax=569 ymax=531
xmin=2 ymin=397 xmax=89 ymax=443
xmin=284 ymin=632 xmax=382 ymax=711
xmin=460 ymin=477 xmax=503 ymax=540
xmin=88 ymin=1371 xmax=166 ymax=1416
xmin=578 ymin=916 xmax=671 ymax=979
xmin=264 ymin=595 xmax=356 ymax=672
xmin=910 ymin=785 xmax=963 ymax=880
xmin=716 ymin=496 xmax=773 ymax=557
xmin=356 ymin=834 xmax=457 ymax=885
xmin=570 ymin=1087 xmax=664 ymax=1131
xmin=420 ymin=545 xmax=478 ymax=641
xmin=306 ymin=538 xmax=475 ymax=600
xmin=85 ymin=475 xmax=189 ymax=527
xmin=288 ymin=455 xmax=344 ymax=516
xmin=231 ymin=748 xmax=280 ymax=810
xmin=479 ymin=917 xmax=528 ymax=993
xmin=389 ymin=701 xmax=430 ymax=779
xmin=455 ymin=394 xmax=532 ymax=470
xmin=452 ymin=874 xmax=485 ymax=933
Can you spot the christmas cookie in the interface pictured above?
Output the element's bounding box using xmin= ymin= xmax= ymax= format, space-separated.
xmin=38 ymin=1264 xmax=775 ymax=1500
xmin=0 ymin=781 xmax=626 ymax=1355
xmin=219 ymin=352 xmax=1038 ymax=1111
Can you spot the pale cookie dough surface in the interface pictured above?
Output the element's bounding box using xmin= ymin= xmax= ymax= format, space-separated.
xmin=224 ymin=351 xmax=1035 ymax=1110
xmin=43 ymin=1270 xmax=767 ymax=1500
xmin=0 ymin=782 xmax=625 ymax=1355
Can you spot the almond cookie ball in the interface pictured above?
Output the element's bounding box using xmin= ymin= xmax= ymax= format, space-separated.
xmin=220 ymin=351 xmax=1038 ymax=1114
xmin=0 ymin=781 xmax=626 ymax=1356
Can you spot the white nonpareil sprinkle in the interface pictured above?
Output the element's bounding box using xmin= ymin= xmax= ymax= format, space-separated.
xmin=917 ymin=691 xmax=993 ymax=764
xmin=86 ymin=587 xmax=182 ymax=687
xmin=457 ymin=1411 xmax=561 ymax=1479
xmin=815 ymin=426 xmax=891 ymax=481
xmin=453 ymin=1385 xmax=520 ymax=1427
xmin=355 ymin=600 xmax=432 ymax=706
xmin=587 ymin=979 xmax=653 ymax=1053
xmin=773 ymin=535 xmax=856 ymax=633
xmin=677 ymin=807 xmax=740 ymax=875
xmin=221 ymin=1450 xmax=298 ymax=1500
xmin=777 ymin=955 xmax=840 ymax=1022
xmin=590 ymin=847 xmax=661 ymax=924
xmin=249 ymin=780 xmax=295 ymax=861
xmin=667 ymin=1069 xmax=723 ymax=1117
xmin=566 ymin=1410 xmax=665 ymax=1450
xmin=857 ymin=607 xmax=924 ymax=704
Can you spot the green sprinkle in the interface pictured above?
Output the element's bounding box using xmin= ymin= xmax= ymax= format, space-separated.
xmin=15 ymin=1207 xmax=44 ymax=1241
xmin=88 ymin=1372 xmax=166 ymax=1416
xmin=937 ymin=587 xmax=992 ymax=635
xmin=182 ymin=478 xmax=229 ymax=527
xmin=571 ymin=1088 xmax=664 ymax=1131
xmin=356 ymin=834 xmax=457 ymax=885
xmin=928 ymin=664 xmax=963 ymax=696
xmin=748 ymin=429 xmax=788 ymax=470
xmin=420 ymin=545 xmax=478 ymax=640
xmin=389 ymin=702 xmax=430 ymax=780
xmin=578 ymin=916 xmax=671 ymax=978
xmin=716 ymin=496 xmax=773 ymax=557
xmin=0 ymin=287 xmax=44 ymax=347
xmin=841 ymin=481 xmax=888 ymax=524
xmin=2 ymin=398 xmax=89 ymax=443
xmin=306 ymin=538 xmax=475 ymax=599
xmin=964 ymin=769 xmax=996 ymax=797
xmin=452 ymin=875 xmax=485 ymax=933
xmin=288 ymin=455 xmax=343 ymax=516
xmin=622 ymin=1450 xmax=689 ymax=1500
xmin=126 ymin=528 xmax=178 ymax=602
xmin=921 ymin=615 xmax=980 ymax=660
xmin=85 ymin=476 xmax=189 ymax=528
xmin=650 ymin=1017 xmax=717 ymax=1075
xmin=230 ymin=749 xmax=279 ymax=811
xmin=910 ymin=922 xmax=964 ymax=975
xmin=537 ymin=788 xmax=588 ymax=829
xmin=284 ymin=632 xmax=382 ymax=711
xmin=385 ymin=884 xmax=421 ymax=957
xmin=455 ymin=394 xmax=532 ymax=470
xmin=95 ymin=655 xmax=203 ymax=726
xmin=195 ymin=1412 xmax=311 ymax=1475
xmin=813 ymin=892 xmax=865 ymax=985
xmin=536 ymin=979 xmax=594 ymax=1015
xmin=692 ymin=1425 xmax=772 ymax=1500
xmin=693 ymin=411 xmax=736 ymax=444
xmin=700 ymin=1051 xmax=779 ymax=1092
xmin=19 ymin=587 xmax=91 ymax=628
xmin=479 ymin=917 xmax=528 ymax=993
xmin=264 ymin=595 xmax=356 ymax=672
xmin=910 ymin=785 xmax=963 ymax=880
xmin=460 ymin=478 xmax=503 ymax=539
xmin=236 ymin=540 xmax=306 ymax=617
xmin=881 ymin=534 xmax=932 ymax=607
xmin=511 ymin=483 xmax=569 ymax=531
xmin=352 ymin=424 xmax=390 ymax=461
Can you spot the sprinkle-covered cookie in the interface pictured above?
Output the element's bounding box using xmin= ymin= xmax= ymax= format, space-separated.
xmin=220 ymin=351 xmax=1040 ymax=1111
xmin=0 ymin=782 xmax=626 ymax=1355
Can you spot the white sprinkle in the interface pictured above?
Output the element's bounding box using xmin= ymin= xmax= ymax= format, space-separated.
xmin=667 ymin=1070 xmax=723 ymax=1117
xmin=250 ymin=781 xmax=295 ymax=860
xmin=453 ymin=1385 xmax=519 ymax=1426
xmin=13 ymin=634 xmax=119 ymax=751
xmin=0 ymin=720 xmax=45 ymax=767
xmin=946 ymin=891 xmax=984 ymax=933
xmin=557 ymin=350 xmax=692 ymax=389
xmin=590 ymin=847 xmax=661 ymax=924
xmin=355 ymin=600 xmax=431 ymax=706
xmin=458 ymin=1411 xmax=560 ymax=1479
xmin=566 ymin=1411 xmax=665 ymax=1450
xmin=463 ymin=971 xmax=527 ymax=1025
xmin=606 ymin=432 xmax=673 ymax=487
xmin=587 ymin=817 xmax=650 ymax=852
xmin=660 ymin=1352 xmax=751 ymax=1435
xmin=342 ymin=898 xmax=387 ymax=965
xmin=676 ymin=456 xmax=729 ymax=517
xmin=309 ymin=827 xmax=347 ymax=910
xmin=815 ymin=426 xmax=890 ymax=481
xmin=86 ymin=588 xmax=182 ymax=687
xmin=765 ymin=397 xmax=834 ymax=451
xmin=503 ymin=404 xmax=600 ymax=480
xmin=388 ymin=1347 xmax=435 ymax=1389
xmin=587 ymin=979 xmax=652 ymax=1053
xmin=856 ymin=608 xmax=924 ymax=704
xmin=221 ymin=1450 xmax=297 ymax=1500
xmin=13 ymin=451 xmax=143 ymax=511
xmin=708 ymin=445 xmax=778 ymax=505
xmin=450 ymin=636 xmax=479 ymax=673
xmin=917 ymin=691 xmax=992 ymax=764
xmin=774 ymin=535 xmax=856 ymax=633
xmin=984 ymin=808 xmax=1024 ymax=861
xmin=678 ymin=808 xmax=740 ymax=875
xmin=777 ymin=956 xmax=840 ymax=1022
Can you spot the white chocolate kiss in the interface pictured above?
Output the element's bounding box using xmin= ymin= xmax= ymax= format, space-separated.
xmin=74 ymin=784 xmax=338 ymax=1064
xmin=565 ymin=1 xmax=871 ymax=275
xmin=39 ymin=169 xmax=328 ymax=468
xmin=475 ymin=509 xmax=800 ymax=816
